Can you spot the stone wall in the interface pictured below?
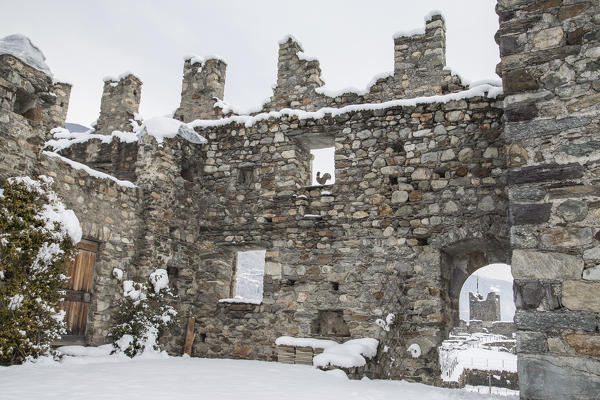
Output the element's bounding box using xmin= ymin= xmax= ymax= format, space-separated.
xmin=496 ymin=0 xmax=600 ymax=398
xmin=469 ymin=291 xmax=501 ymax=322
xmin=59 ymin=73 xmax=140 ymax=181
xmin=0 ymin=54 xmax=68 ymax=176
xmin=138 ymin=92 xmax=507 ymax=384
xmin=38 ymin=156 xmax=143 ymax=344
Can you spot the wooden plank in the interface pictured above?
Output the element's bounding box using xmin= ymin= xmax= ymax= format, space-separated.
xmin=77 ymin=239 xmax=99 ymax=252
xmin=183 ymin=317 xmax=196 ymax=356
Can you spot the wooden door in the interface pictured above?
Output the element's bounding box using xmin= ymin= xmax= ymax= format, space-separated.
xmin=59 ymin=240 xmax=98 ymax=339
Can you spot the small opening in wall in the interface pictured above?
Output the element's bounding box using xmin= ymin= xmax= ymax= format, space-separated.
xmin=311 ymin=147 xmax=335 ymax=186
xmin=199 ymin=333 xmax=207 ymax=343
xmin=237 ymin=165 xmax=255 ymax=187
xmin=13 ymin=90 xmax=35 ymax=118
xmin=331 ymin=282 xmax=339 ymax=291
xmin=390 ymin=176 xmax=398 ymax=186
xmin=133 ymin=90 xmax=138 ymax=97
xmin=313 ymin=309 xmax=350 ymax=337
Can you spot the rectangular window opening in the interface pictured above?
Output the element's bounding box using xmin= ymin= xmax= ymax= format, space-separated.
xmin=311 ymin=147 xmax=335 ymax=186
xmin=219 ymin=249 xmax=266 ymax=305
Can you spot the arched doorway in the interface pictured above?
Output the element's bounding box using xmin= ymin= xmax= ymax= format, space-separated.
xmin=439 ymin=262 xmax=518 ymax=393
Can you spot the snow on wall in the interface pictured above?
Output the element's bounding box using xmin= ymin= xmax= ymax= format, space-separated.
xmin=189 ymin=84 xmax=502 ymax=130
xmin=42 ymin=151 xmax=137 ymax=188
xmin=275 ymin=336 xmax=338 ymax=350
xmin=0 ymin=34 xmax=52 ymax=76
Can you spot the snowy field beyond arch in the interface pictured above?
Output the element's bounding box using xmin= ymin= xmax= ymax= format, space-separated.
xmin=0 ymin=352 xmax=518 ymax=400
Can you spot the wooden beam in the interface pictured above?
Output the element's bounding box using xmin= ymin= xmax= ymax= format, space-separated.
xmin=183 ymin=317 xmax=196 ymax=356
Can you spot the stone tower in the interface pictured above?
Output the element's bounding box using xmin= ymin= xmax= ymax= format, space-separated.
xmin=469 ymin=291 xmax=501 ymax=322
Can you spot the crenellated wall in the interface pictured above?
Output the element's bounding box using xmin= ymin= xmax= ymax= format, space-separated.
xmin=392 ymin=14 xmax=464 ymax=98
xmin=261 ymin=13 xmax=466 ymax=113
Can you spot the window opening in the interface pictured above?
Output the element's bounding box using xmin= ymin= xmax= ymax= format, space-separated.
xmin=219 ymin=249 xmax=266 ymax=305
xmin=311 ymin=147 xmax=335 ymax=186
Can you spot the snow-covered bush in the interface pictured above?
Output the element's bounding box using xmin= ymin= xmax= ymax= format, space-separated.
xmin=0 ymin=176 xmax=80 ymax=365
xmin=109 ymin=268 xmax=177 ymax=357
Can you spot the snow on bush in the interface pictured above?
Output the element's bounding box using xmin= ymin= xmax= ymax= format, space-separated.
xmin=109 ymin=269 xmax=177 ymax=358
xmin=375 ymin=313 xmax=395 ymax=332
xmin=313 ymin=338 xmax=379 ymax=369
xmin=0 ymin=176 xmax=79 ymax=364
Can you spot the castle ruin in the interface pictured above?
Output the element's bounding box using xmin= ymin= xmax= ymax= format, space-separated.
xmin=1 ymin=1 xmax=599 ymax=399
xmin=469 ymin=291 xmax=502 ymax=323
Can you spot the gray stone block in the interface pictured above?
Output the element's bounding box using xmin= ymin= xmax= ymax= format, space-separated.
xmin=512 ymin=249 xmax=583 ymax=280
xmin=519 ymin=354 xmax=600 ymax=400
xmin=509 ymin=203 xmax=552 ymax=225
xmin=508 ymin=162 xmax=584 ymax=185
xmin=515 ymin=310 xmax=597 ymax=332
xmin=517 ymin=331 xmax=547 ymax=353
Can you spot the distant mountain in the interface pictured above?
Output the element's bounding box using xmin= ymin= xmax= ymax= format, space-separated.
xmin=65 ymin=122 xmax=91 ymax=133
xmin=459 ymin=275 xmax=515 ymax=322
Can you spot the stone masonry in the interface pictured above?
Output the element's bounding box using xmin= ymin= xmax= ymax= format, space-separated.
xmin=496 ymin=0 xmax=600 ymax=398
xmin=1 ymin=3 xmax=599 ymax=399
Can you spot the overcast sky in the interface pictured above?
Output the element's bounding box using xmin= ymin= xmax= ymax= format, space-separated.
xmin=2 ymin=0 xmax=499 ymax=126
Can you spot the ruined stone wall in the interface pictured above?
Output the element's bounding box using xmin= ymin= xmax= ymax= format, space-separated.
xmin=0 ymin=57 xmax=144 ymax=346
xmin=469 ymin=291 xmax=501 ymax=322
xmin=59 ymin=73 xmax=140 ymax=181
xmin=131 ymin=92 xmax=507 ymax=384
xmin=496 ymin=0 xmax=600 ymax=398
xmin=39 ymin=156 xmax=143 ymax=344
xmin=0 ymin=55 xmax=69 ymax=176
xmin=94 ymin=74 xmax=141 ymax=134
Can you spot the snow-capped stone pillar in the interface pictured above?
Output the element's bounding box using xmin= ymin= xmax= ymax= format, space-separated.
xmin=95 ymin=73 xmax=142 ymax=135
xmin=392 ymin=13 xmax=462 ymax=97
xmin=267 ymin=36 xmax=324 ymax=111
xmin=174 ymin=56 xmax=227 ymax=122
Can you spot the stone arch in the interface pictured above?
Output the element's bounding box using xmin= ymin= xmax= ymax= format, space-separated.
xmin=439 ymin=237 xmax=509 ymax=339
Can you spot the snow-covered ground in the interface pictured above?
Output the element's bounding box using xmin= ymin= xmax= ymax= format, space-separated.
xmin=440 ymin=333 xmax=517 ymax=382
xmin=0 ymin=351 xmax=518 ymax=400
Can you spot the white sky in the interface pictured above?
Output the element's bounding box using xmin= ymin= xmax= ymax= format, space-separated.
xmin=1 ymin=0 xmax=500 ymax=126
